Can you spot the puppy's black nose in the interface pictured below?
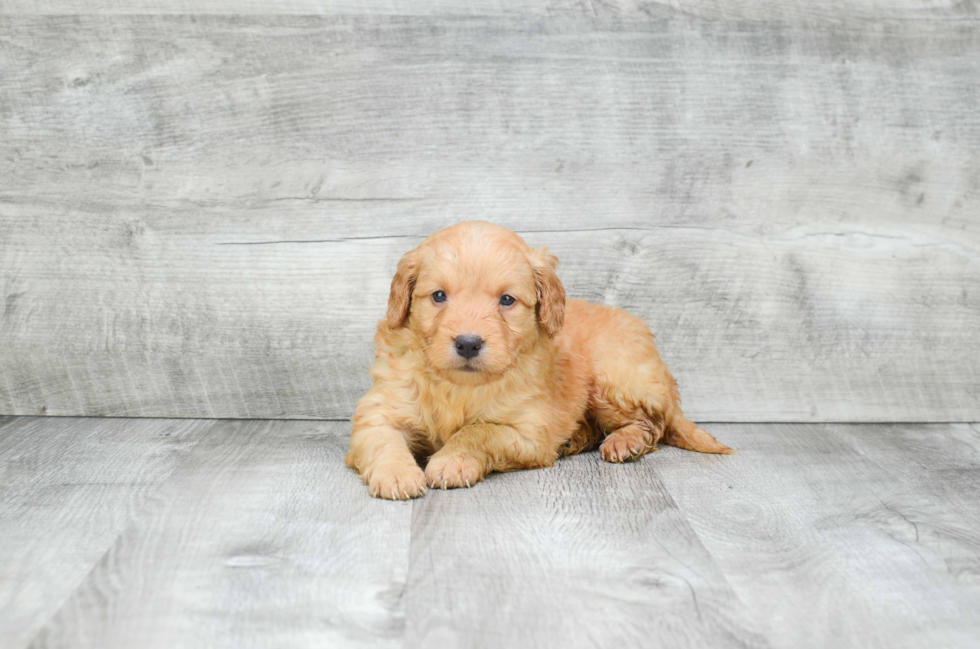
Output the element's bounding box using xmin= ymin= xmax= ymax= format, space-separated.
xmin=454 ymin=335 xmax=483 ymax=360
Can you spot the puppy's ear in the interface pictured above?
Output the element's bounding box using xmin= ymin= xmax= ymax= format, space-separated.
xmin=386 ymin=248 xmax=420 ymax=329
xmin=528 ymin=247 xmax=565 ymax=337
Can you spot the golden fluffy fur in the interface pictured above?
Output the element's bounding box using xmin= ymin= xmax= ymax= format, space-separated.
xmin=346 ymin=221 xmax=733 ymax=499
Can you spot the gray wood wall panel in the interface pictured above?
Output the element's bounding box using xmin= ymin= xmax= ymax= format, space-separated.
xmin=1 ymin=0 xmax=977 ymax=22
xmin=1 ymin=15 xmax=978 ymax=420
xmin=0 ymin=0 xmax=582 ymax=16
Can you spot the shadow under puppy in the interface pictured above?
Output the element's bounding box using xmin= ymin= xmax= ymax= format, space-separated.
xmin=347 ymin=221 xmax=733 ymax=499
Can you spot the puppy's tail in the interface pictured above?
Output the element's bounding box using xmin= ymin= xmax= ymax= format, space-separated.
xmin=663 ymin=415 xmax=735 ymax=455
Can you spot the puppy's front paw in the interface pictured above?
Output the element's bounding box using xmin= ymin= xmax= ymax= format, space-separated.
xmin=425 ymin=451 xmax=488 ymax=490
xmin=368 ymin=463 xmax=427 ymax=500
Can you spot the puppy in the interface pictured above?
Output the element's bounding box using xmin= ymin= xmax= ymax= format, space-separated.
xmin=346 ymin=221 xmax=733 ymax=499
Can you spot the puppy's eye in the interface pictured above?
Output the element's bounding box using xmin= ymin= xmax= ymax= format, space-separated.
xmin=499 ymin=294 xmax=516 ymax=307
xmin=432 ymin=291 xmax=447 ymax=303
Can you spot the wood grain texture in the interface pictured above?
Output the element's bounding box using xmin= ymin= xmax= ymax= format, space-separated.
xmin=1 ymin=418 xmax=979 ymax=647
xmin=405 ymin=452 xmax=769 ymax=648
xmin=583 ymin=0 xmax=980 ymax=22
xmin=0 ymin=416 xmax=213 ymax=649
xmin=1 ymin=15 xmax=979 ymax=420
xmin=653 ymin=423 xmax=980 ymax=648
xmin=0 ymin=0 xmax=583 ymax=16
xmin=1 ymin=0 xmax=977 ymax=22
xmin=831 ymin=423 xmax=980 ymax=557
xmin=27 ymin=420 xmax=412 ymax=649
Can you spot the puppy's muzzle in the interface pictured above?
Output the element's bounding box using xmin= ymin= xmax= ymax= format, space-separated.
xmin=453 ymin=335 xmax=483 ymax=360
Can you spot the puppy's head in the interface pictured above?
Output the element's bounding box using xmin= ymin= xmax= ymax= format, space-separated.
xmin=386 ymin=221 xmax=565 ymax=385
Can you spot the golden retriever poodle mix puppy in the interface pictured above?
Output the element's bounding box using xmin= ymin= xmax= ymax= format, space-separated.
xmin=346 ymin=221 xmax=733 ymax=499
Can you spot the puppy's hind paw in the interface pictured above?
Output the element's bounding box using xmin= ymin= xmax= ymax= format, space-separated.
xmin=600 ymin=432 xmax=649 ymax=463
xmin=368 ymin=463 xmax=427 ymax=500
xmin=425 ymin=451 xmax=488 ymax=490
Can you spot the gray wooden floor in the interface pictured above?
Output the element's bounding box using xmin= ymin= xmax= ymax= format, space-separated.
xmin=0 ymin=416 xmax=977 ymax=648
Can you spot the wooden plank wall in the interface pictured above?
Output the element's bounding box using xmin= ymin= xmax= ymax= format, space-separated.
xmin=0 ymin=3 xmax=978 ymax=421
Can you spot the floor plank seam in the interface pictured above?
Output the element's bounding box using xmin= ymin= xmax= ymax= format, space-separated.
xmin=653 ymin=463 xmax=757 ymax=616
xmin=400 ymin=499 xmax=420 ymax=649
xmin=14 ymin=419 xmax=223 ymax=649
xmin=21 ymin=535 xmax=122 ymax=649
xmin=819 ymin=423 xmax=976 ymax=577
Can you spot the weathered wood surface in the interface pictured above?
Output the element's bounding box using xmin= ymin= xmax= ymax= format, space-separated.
xmin=2 ymin=418 xmax=980 ymax=648
xmin=27 ymin=420 xmax=413 ymax=649
xmin=405 ymin=452 xmax=769 ymax=648
xmin=0 ymin=416 xmax=213 ymax=649
xmin=1 ymin=0 xmax=977 ymax=21
xmin=1 ymin=15 xmax=978 ymax=420
xmin=833 ymin=423 xmax=980 ymax=526
xmin=0 ymin=0 xmax=580 ymax=16
xmin=655 ymin=423 xmax=980 ymax=648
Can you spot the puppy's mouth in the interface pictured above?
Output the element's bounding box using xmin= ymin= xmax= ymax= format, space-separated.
xmin=439 ymin=358 xmax=505 ymax=384
xmin=448 ymin=357 xmax=494 ymax=375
